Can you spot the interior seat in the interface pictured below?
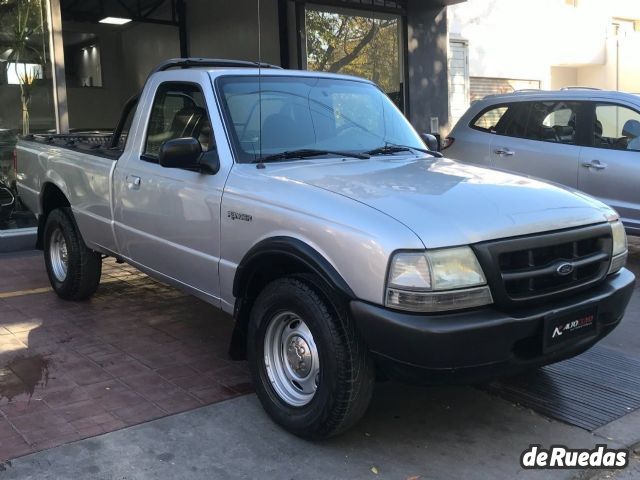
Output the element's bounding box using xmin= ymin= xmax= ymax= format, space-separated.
xmin=553 ymin=125 xmax=575 ymax=144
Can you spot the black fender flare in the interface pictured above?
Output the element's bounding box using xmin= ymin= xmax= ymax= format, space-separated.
xmin=228 ymin=236 xmax=355 ymax=360
xmin=232 ymin=236 xmax=355 ymax=300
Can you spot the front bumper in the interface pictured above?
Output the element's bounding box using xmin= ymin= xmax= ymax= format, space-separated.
xmin=350 ymin=268 xmax=635 ymax=385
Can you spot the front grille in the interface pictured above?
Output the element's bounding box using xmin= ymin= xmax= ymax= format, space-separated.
xmin=473 ymin=224 xmax=612 ymax=308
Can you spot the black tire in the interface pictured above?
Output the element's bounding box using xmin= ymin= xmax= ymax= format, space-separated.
xmin=43 ymin=208 xmax=102 ymax=300
xmin=248 ymin=275 xmax=375 ymax=439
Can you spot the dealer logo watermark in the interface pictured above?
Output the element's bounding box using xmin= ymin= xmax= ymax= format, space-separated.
xmin=521 ymin=444 xmax=629 ymax=469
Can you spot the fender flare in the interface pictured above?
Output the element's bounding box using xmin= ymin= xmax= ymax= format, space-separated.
xmin=232 ymin=236 xmax=355 ymax=300
xmin=228 ymin=236 xmax=355 ymax=360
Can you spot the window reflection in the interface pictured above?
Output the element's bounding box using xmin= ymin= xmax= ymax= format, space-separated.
xmin=304 ymin=5 xmax=404 ymax=110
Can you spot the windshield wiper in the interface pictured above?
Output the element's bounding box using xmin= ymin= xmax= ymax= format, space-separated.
xmin=255 ymin=149 xmax=370 ymax=164
xmin=365 ymin=144 xmax=443 ymax=158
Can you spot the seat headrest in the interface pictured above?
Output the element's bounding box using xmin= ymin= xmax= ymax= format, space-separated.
xmin=595 ymin=120 xmax=603 ymax=137
xmin=622 ymin=119 xmax=640 ymax=138
xmin=171 ymin=106 xmax=207 ymax=138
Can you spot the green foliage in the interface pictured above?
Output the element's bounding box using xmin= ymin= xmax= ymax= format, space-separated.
xmin=0 ymin=0 xmax=48 ymax=134
xmin=306 ymin=10 xmax=401 ymax=95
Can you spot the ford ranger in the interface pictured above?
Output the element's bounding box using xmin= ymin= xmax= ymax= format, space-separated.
xmin=16 ymin=58 xmax=635 ymax=439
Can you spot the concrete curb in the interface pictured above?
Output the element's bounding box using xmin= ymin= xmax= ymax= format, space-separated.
xmin=0 ymin=227 xmax=37 ymax=253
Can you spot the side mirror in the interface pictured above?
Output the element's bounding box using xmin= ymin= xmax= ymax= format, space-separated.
xmin=421 ymin=133 xmax=440 ymax=152
xmin=158 ymin=137 xmax=220 ymax=174
xmin=159 ymin=137 xmax=203 ymax=170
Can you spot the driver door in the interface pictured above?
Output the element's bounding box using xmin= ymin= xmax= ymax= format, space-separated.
xmin=113 ymin=78 xmax=227 ymax=301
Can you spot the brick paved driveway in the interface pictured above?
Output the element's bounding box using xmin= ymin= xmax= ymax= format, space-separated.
xmin=0 ymin=252 xmax=250 ymax=461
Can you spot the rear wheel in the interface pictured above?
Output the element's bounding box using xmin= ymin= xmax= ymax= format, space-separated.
xmin=44 ymin=208 xmax=102 ymax=300
xmin=248 ymin=276 xmax=375 ymax=439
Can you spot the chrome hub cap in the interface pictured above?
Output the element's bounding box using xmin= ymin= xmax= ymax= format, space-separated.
xmin=286 ymin=335 xmax=312 ymax=377
xmin=49 ymin=228 xmax=68 ymax=282
xmin=264 ymin=312 xmax=320 ymax=407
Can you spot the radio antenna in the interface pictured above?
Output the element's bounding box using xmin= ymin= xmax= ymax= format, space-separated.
xmin=256 ymin=0 xmax=265 ymax=169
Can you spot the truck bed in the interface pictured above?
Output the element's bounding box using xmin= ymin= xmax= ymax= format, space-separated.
xmin=25 ymin=133 xmax=127 ymax=160
xmin=17 ymin=135 xmax=120 ymax=254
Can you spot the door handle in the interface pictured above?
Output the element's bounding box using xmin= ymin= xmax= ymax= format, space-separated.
xmin=582 ymin=160 xmax=608 ymax=170
xmin=494 ymin=148 xmax=515 ymax=156
xmin=127 ymin=175 xmax=141 ymax=190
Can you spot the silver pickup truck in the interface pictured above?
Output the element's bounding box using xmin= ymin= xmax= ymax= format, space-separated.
xmin=16 ymin=58 xmax=635 ymax=439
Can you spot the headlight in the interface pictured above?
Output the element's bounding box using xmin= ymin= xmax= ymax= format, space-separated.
xmin=608 ymin=220 xmax=628 ymax=274
xmin=386 ymin=247 xmax=493 ymax=312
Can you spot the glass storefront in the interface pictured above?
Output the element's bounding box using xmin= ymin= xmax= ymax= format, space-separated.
xmin=304 ymin=4 xmax=404 ymax=109
xmin=0 ymin=0 xmax=411 ymax=235
xmin=0 ymin=0 xmax=56 ymax=229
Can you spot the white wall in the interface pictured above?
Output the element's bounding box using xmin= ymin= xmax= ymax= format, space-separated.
xmin=448 ymin=0 xmax=608 ymax=87
xmin=550 ymin=66 xmax=577 ymax=90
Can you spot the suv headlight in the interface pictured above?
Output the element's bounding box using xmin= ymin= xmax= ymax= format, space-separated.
xmin=386 ymin=247 xmax=493 ymax=312
xmin=608 ymin=220 xmax=628 ymax=275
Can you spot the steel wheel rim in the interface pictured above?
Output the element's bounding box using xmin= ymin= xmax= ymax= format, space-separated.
xmin=264 ymin=311 xmax=320 ymax=407
xmin=49 ymin=228 xmax=68 ymax=282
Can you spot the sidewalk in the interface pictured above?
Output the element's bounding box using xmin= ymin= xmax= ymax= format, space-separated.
xmin=1 ymin=382 xmax=639 ymax=480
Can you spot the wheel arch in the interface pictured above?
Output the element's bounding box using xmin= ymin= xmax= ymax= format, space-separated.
xmin=37 ymin=182 xmax=71 ymax=250
xmin=229 ymin=236 xmax=356 ymax=360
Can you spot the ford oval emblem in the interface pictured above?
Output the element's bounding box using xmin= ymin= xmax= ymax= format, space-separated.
xmin=556 ymin=262 xmax=574 ymax=276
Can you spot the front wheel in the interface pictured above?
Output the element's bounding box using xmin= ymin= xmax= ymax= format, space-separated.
xmin=44 ymin=208 xmax=102 ymax=300
xmin=248 ymin=276 xmax=375 ymax=439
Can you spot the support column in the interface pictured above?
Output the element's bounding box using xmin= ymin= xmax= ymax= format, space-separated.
xmin=177 ymin=0 xmax=189 ymax=58
xmin=46 ymin=0 xmax=69 ymax=133
xmin=406 ymin=1 xmax=450 ymax=136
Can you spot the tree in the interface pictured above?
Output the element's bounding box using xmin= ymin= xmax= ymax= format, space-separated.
xmin=306 ymin=10 xmax=401 ymax=95
xmin=0 ymin=0 xmax=48 ymax=135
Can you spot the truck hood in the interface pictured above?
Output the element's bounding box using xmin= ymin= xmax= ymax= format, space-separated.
xmin=263 ymin=157 xmax=615 ymax=248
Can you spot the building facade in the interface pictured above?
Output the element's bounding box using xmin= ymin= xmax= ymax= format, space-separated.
xmin=447 ymin=0 xmax=640 ymax=127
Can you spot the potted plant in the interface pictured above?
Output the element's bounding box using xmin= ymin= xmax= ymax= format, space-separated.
xmin=0 ymin=0 xmax=47 ymax=135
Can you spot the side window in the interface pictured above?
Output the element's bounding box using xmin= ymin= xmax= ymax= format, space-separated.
xmin=144 ymin=82 xmax=214 ymax=160
xmin=471 ymin=106 xmax=509 ymax=132
xmin=521 ymin=101 xmax=579 ymax=144
xmin=593 ymin=104 xmax=640 ymax=152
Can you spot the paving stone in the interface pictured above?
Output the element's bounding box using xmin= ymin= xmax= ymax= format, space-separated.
xmin=0 ymin=253 xmax=249 ymax=461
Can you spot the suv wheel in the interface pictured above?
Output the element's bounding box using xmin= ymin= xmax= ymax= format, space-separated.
xmin=44 ymin=208 xmax=102 ymax=300
xmin=248 ymin=276 xmax=375 ymax=439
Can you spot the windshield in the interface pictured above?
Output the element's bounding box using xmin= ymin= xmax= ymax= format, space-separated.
xmin=217 ymin=75 xmax=425 ymax=163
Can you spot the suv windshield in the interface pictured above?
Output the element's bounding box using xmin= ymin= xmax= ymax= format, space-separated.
xmin=217 ymin=75 xmax=424 ymax=163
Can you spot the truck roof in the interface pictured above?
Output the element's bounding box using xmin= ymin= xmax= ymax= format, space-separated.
xmin=147 ymin=57 xmax=374 ymax=85
xmin=153 ymin=66 xmax=374 ymax=85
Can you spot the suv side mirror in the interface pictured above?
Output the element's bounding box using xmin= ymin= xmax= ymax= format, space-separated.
xmin=421 ymin=133 xmax=440 ymax=152
xmin=158 ymin=137 xmax=219 ymax=174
